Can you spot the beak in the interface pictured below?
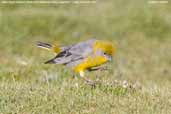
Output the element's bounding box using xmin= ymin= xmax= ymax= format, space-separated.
xmin=105 ymin=55 xmax=113 ymax=62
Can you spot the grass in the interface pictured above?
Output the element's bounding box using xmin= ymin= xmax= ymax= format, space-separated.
xmin=0 ymin=0 xmax=171 ymax=114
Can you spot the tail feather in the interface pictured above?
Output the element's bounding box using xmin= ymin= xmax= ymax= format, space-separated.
xmin=36 ymin=41 xmax=61 ymax=53
xmin=44 ymin=59 xmax=56 ymax=64
xmin=36 ymin=41 xmax=52 ymax=50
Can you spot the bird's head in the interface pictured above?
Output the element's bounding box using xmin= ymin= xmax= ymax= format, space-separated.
xmin=94 ymin=40 xmax=116 ymax=58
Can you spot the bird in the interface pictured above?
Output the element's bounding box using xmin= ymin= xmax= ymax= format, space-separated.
xmin=36 ymin=39 xmax=116 ymax=85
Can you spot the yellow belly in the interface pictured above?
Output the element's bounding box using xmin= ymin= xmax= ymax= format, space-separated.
xmin=74 ymin=56 xmax=108 ymax=73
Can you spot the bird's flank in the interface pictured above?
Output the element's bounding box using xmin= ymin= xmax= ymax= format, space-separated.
xmin=74 ymin=56 xmax=108 ymax=73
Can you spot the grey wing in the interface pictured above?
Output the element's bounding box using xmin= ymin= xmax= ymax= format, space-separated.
xmin=45 ymin=39 xmax=96 ymax=65
xmin=68 ymin=39 xmax=96 ymax=57
xmin=44 ymin=46 xmax=81 ymax=64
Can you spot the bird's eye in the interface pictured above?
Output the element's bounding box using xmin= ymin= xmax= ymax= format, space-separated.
xmin=104 ymin=52 xmax=107 ymax=55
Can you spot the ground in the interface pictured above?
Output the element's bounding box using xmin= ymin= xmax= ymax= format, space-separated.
xmin=0 ymin=1 xmax=171 ymax=114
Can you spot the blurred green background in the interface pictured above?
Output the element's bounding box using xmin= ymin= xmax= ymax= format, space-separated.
xmin=0 ymin=0 xmax=171 ymax=113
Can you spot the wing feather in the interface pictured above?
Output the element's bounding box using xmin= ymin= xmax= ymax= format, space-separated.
xmin=45 ymin=39 xmax=96 ymax=65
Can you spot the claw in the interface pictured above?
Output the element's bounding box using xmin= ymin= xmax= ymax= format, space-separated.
xmin=79 ymin=71 xmax=101 ymax=87
xmin=83 ymin=77 xmax=101 ymax=87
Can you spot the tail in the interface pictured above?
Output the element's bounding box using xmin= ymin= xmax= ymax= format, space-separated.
xmin=44 ymin=57 xmax=62 ymax=64
xmin=36 ymin=41 xmax=52 ymax=50
xmin=44 ymin=59 xmax=56 ymax=64
xmin=36 ymin=41 xmax=61 ymax=54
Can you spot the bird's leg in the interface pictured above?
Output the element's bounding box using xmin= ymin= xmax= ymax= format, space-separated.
xmin=71 ymin=72 xmax=77 ymax=79
xmin=88 ymin=67 xmax=108 ymax=80
xmin=99 ymin=67 xmax=108 ymax=71
xmin=88 ymin=66 xmax=108 ymax=71
xmin=79 ymin=71 xmax=97 ymax=86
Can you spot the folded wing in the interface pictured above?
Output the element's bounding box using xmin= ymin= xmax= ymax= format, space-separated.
xmin=45 ymin=39 xmax=96 ymax=66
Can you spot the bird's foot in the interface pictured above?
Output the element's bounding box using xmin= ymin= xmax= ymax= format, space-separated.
xmin=83 ymin=77 xmax=101 ymax=87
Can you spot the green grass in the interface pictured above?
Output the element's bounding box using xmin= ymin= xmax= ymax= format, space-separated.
xmin=0 ymin=0 xmax=171 ymax=114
